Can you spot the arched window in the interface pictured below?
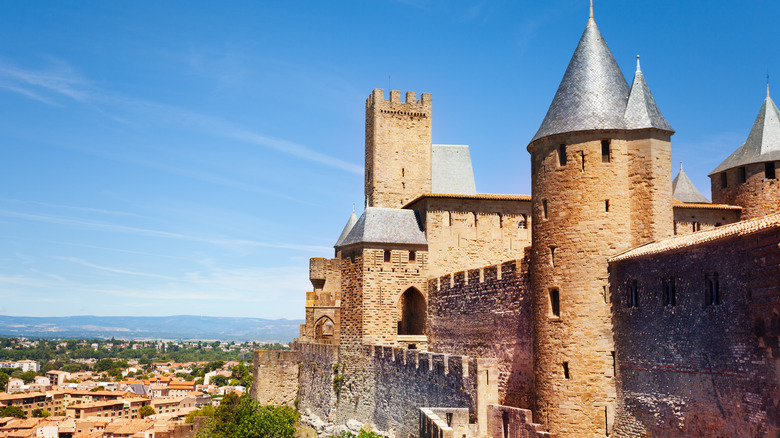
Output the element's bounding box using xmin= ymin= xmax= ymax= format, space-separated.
xmin=314 ymin=317 xmax=335 ymax=344
xmin=398 ymin=288 xmax=426 ymax=336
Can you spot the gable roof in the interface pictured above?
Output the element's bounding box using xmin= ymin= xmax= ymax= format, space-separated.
xmin=337 ymin=207 xmax=427 ymax=248
xmin=334 ymin=208 xmax=358 ymax=247
xmin=710 ymin=87 xmax=780 ymax=175
xmin=431 ymin=145 xmax=477 ymax=195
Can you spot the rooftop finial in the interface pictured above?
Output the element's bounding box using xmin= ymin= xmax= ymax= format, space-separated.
xmin=768 ymin=72 xmax=771 ymax=98
xmin=352 ymin=203 xmax=355 ymax=213
xmin=680 ymin=161 xmax=683 ymax=173
xmin=636 ymin=55 xmax=641 ymax=72
xmin=588 ymin=0 xmax=595 ymax=25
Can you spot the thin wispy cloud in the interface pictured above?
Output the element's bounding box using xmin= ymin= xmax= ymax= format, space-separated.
xmin=0 ymin=209 xmax=331 ymax=254
xmin=0 ymin=59 xmax=89 ymax=103
xmin=55 ymin=256 xmax=177 ymax=280
xmin=0 ymin=198 xmax=142 ymax=218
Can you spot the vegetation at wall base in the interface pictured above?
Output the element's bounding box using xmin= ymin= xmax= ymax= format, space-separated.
xmin=195 ymin=392 xmax=298 ymax=438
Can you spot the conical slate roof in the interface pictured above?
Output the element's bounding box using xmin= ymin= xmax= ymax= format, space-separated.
xmin=337 ymin=207 xmax=427 ymax=248
xmin=334 ymin=208 xmax=358 ymax=247
xmin=710 ymin=86 xmax=780 ymax=175
xmin=673 ymin=164 xmax=709 ymax=203
xmin=625 ymin=56 xmax=674 ymax=131
xmin=531 ymin=11 xmax=631 ymax=142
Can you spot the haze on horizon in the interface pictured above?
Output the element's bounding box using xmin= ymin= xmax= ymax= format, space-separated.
xmin=0 ymin=1 xmax=777 ymax=319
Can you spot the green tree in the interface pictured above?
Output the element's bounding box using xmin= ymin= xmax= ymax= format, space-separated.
xmin=17 ymin=370 xmax=37 ymax=384
xmin=139 ymin=405 xmax=156 ymax=418
xmin=185 ymin=404 xmax=216 ymax=423
xmin=32 ymin=409 xmax=50 ymax=418
xmin=0 ymin=405 xmax=26 ymax=419
xmin=196 ymin=393 xmax=297 ymax=438
xmin=211 ymin=375 xmax=228 ymax=387
xmin=0 ymin=372 xmax=9 ymax=392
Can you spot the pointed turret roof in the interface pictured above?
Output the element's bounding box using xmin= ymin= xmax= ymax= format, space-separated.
xmin=334 ymin=207 xmax=358 ymax=247
xmin=336 ymin=207 xmax=427 ymax=248
xmin=673 ymin=163 xmax=709 ymax=203
xmin=531 ymin=5 xmax=630 ymax=142
xmin=625 ymin=56 xmax=674 ymax=131
xmin=710 ymin=86 xmax=780 ymax=175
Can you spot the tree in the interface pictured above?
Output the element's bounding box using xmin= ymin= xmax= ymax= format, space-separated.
xmin=0 ymin=405 xmax=26 ymax=419
xmin=0 ymin=372 xmax=9 ymax=392
xmin=139 ymin=405 xmax=155 ymax=418
xmin=211 ymin=375 xmax=228 ymax=387
xmin=195 ymin=393 xmax=297 ymax=438
xmin=32 ymin=409 xmax=50 ymax=418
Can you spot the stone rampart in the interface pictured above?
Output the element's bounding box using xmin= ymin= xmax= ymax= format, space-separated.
xmin=609 ymin=217 xmax=780 ymax=437
xmin=252 ymin=350 xmax=299 ymax=407
xmin=295 ymin=342 xmax=339 ymax=421
xmin=427 ymin=259 xmax=533 ymax=408
xmin=486 ymin=405 xmax=555 ymax=438
xmin=368 ymin=345 xmax=479 ymax=438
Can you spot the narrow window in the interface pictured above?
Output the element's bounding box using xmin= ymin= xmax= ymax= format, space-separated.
xmin=559 ymin=144 xmax=567 ymax=166
xmin=383 ymin=250 xmax=391 ymax=263
xmin=473 ymin=212 xmax=478 ymax=228
xmin=766 ymin=162 xmax=776 ymax=180
xmin=628 ymin=279 xmax=638 ymax=308
xmin=693 ymin=222 xmax=700 ymax=232
xmin=611 ymin=351 xmax=616 ymax=377
xmin=402 ymin=167 xmax=405 ymax=177
xmin=550 ymin=246 xmax=556 ymax=267
xmin=673 ymin=221 xmax=677 ymax=235
xmin=605 ymin=200 xmax=610 ymax=212
xmin=721 ymin=172 xmax=728 ymax=189
xmin=662 ymin=277 xmax=676 ymax=307
xmin=549 ymin=288 xmax=560 ymax=317
xmin=601 ymin=140 xmax=611 ymax=163
xmin=408 ymin=251 xmax=416 ymax=263
xmin=705 ymin=272 xmax=719 ymax=306
xmin=562 ymin=362 xmax=570 ymax=379
xmin=518 ymin=214 xmax=527 ymax=229
xmin=542 ymin=200 xmax=548 ymax=219
xmin=580 ymin=151 xmax=585 ymax=171
xmin=738 ymin=167 xmax=746 ymax=184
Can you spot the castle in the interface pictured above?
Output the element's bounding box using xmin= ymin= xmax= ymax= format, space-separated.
xmin=252 ymin=5 xmax=780 ymax=438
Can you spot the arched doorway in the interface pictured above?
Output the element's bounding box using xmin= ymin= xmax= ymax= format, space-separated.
xmin=398 ymin=287 xmax=426 ymax=336
xmin=314 ymin=316 xmax=335 ymax=344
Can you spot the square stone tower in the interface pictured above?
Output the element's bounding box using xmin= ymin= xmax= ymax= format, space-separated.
xmin=365 ymin=89 xmax=433 ymax=208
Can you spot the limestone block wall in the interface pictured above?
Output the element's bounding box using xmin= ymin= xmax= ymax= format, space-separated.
xmin=406 ymin=196 xmax=532 ymax=278
xmin=251 ymin=350 xmax=299 ymax=407
xmin=365 ymin=88 xmax=432 ymax=208
xmin=426 ymin=259 xmax=534 ymax=409
xmin=672 ymin=205 xmax=741 ymax=236
xmin=626 ymin=131 xmax=674 ymax=246
xmin=486 ymin=405 xmax=555 ymax=438
xmin=295 ymin=342 xmax=339 ymax=421
xmin=609 ymin=222 xmax=780 ymax=437
xmin=711 ymin=161 xmax=780 ymax=220
xmin=368 ymin=345 xmax=479 ymax=438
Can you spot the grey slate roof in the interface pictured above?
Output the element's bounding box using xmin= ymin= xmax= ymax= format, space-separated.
xmin=673 ymin=165 xmax=710 ymax=203
xmin=710 ymin=87 xmax=780 ymax=175
xmin=334 ymin=208 xmax=358 ymax=247
xmin=337 ymin=207 xmax=427 ymax=248
xmin=625 ymin=57 xmax=674 ymax=131
xmin=531 ymin=12 xmax=672 ymax=143
xmin=431 ymin=144 xmax=477 ymax=195
xmin=531 ymin=17 xmax=630 ymax=142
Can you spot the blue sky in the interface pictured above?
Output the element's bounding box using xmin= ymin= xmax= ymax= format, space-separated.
xmin=0 ymin=1 xmax=777 ymax=319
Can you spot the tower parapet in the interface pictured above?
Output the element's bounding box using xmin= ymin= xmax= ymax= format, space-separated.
xmin=365 ymin=89 xmax=433 ymax=208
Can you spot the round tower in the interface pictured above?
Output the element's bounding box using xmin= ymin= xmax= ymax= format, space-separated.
xmin=528 ymin=6 xmax=674 ymax=437
xmin=709 ymin=85 xmax=780 ymax=220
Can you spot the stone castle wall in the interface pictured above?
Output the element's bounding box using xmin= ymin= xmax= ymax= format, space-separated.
xmin=672 ymin=205 xmax=741 ymax=236
xmin=252 ymin=350 xmax=299 ymax=407
xmin=365 ymin=89 xmax=432 ymax=208
xmin=711 ymin=161 xmax=780 ymax=220
xmin=427 ymin=259 xmax=534 ymax=409
xmin=610 ymin=220 xmax=780 ymax=437
xmin=295 ymin=342 xmax=339 ymax=421
xmin=407 ymin=196 xmax=531 ymax=278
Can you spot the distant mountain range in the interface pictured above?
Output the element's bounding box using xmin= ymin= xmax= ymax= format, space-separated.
xmin=0 ymin=315 xmax=303 ymax=342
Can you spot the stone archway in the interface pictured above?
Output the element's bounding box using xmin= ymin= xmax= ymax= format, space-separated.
xmin=314 ymin=316 xmax=335 ymax=344
xmin=398 ymin=287 xmax=426 ymax=336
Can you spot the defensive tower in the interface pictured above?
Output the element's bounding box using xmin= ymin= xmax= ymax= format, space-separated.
xmin=709 ymin=85 xmax=780 ymax=219
xmin=365 ymin=89 xmax=433 ymax=208
xmin=527 ymin=4 xmax=674 ymax=436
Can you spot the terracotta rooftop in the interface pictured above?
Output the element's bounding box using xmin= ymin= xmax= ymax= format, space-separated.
xmin=672 ymin=200 xmax=742 ymax=210
xmin=610 ymin=213 xmax=780 ymax=262
xmin=405 ymin=193 xmax=532 ymax=207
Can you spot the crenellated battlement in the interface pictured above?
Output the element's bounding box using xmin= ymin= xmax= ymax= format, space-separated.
xmin=430 ymin=259 xmax=524 ymax=292
xmin=366 ymin=343 xmax=475 ymax=380
xmin=366 ymin=88 xmax=432 ymax=112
